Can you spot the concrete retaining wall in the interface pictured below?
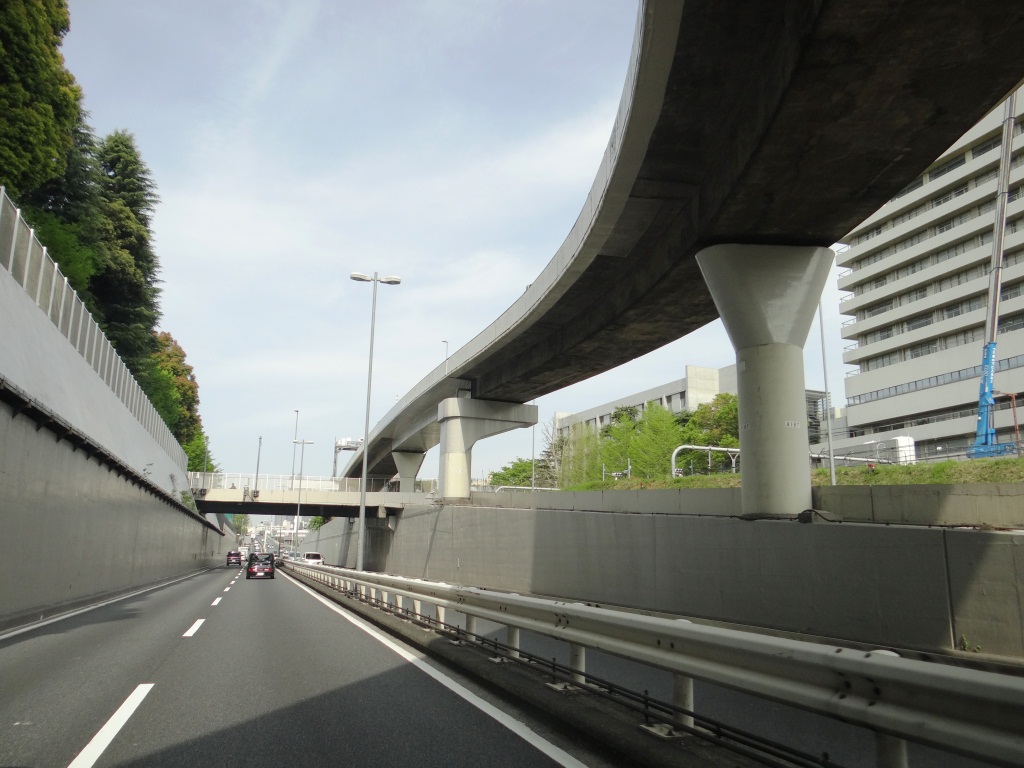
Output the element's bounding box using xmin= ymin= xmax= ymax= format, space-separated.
xmin=307 ymin=497 xmax=1024 ymax=662
xmin=478 ymin=485 xmax=1024 ymax=528
xmin=1 ymin=406 xmax=228 ymax=630
xmin=1 ymin=254 xmax=227 ymax=632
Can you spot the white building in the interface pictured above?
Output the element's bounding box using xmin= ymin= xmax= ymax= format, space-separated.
xmin=827 ymin=89 xmax=1024 ymax=462
xmin=556 ymin=364 xmax=829 ymax=446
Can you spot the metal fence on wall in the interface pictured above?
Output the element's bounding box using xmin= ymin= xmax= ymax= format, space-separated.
xmin=0 ymin=188 xmax=187 ymax=471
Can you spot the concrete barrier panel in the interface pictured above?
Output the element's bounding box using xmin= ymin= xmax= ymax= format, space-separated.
xmin=944 ymin=529 xmax=1024 ymax=658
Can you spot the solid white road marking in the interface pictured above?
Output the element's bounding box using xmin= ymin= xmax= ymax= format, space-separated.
xmin=211 ymin=597 xmax=222 ymax=606
xmin=286 ymin=577 xmax=588 ymax=768
xmin=0 ymin=569 xmax=214 ymax=642
xmin=66 ymin=683 xmax=154 ymax=768
xmin=182 ymin=619 xmax=205 ymax=637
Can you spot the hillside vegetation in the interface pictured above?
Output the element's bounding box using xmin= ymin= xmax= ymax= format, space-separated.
xmin=564 ymin=457 xmax=1024 ymax=491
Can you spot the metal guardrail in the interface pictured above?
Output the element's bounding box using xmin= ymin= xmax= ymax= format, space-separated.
xmin=286 ymin=563 xmax=1024 ymax=768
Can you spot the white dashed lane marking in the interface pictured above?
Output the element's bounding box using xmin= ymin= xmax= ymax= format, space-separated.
xmin=182 ymin=619 xmax=205 ymax=637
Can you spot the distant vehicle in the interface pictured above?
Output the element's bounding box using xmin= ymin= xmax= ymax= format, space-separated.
xmin=302 ymin=552 xmax=324 ymax=566
xmin=238 ymin=546 xmax=250 ymax=560
xmin=226 ymin=551 xmax=242 ymax=566
xmin=246 ymin=553 xmax=275 ymax=580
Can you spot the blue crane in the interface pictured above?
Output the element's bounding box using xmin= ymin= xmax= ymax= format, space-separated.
xmin=968 ymin=93 xmax=1020 ymax=459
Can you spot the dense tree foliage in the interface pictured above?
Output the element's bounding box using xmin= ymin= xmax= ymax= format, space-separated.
xmin=676 ymin=393 xmax=739 ymax=473
xmin=549 ymin=395 xmax=741 ymax=487
xmin=0 ymin=0 xmax=81 ymax=197
xmin=490 ymin=457 xmax=552 ymax=488
xmin=91 ymin=130 xmax=162 ymax=370
xmin=229 ymin=514 xmax=250 ymax=535
xmin=3 ymin=1 xmax=214 ymax=471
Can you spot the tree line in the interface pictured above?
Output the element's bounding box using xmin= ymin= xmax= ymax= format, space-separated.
xmin=1 ymin=0 xmax=213 ymax=469
xmin=490 ymin=393 xmax=740 ymax=488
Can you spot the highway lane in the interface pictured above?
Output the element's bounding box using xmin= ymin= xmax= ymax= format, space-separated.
xmin=0 ymin=567 xmax=614 ymax=768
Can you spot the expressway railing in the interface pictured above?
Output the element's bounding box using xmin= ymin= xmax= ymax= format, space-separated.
xmin=284 ymin=562 xmax=1024 ymax=768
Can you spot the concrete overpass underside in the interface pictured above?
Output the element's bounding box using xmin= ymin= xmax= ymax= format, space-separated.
xmin=346 ymin=0 xmax=1024 ymax=487
xmin=467 ymin=1 xmax=1024 ymax=403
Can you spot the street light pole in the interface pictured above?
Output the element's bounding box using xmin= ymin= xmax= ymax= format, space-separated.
xmin=351 ymin=271 xmax=401 ymax=571
xmin=443 ymin=339 xmax=449 ymax=375
xmin=290 ymin=409 xmax=299 ymax=490
xmin=254 ymin=435 xmax=263 ymax=500
xmin=293 ymin=438 xmax=313 ymax=553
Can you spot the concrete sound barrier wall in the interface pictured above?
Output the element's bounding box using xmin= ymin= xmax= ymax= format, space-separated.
xmin=0 ymin=194 xmax=226 ymax=631
xmin=313 ymin=497 xmax=1024 ymax=663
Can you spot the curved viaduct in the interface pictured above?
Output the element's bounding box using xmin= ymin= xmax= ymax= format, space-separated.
xmin=344 ymin=0 xmax=1024 ymax=508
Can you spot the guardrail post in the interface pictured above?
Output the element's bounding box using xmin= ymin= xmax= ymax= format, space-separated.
xmin=413 ymin=598 xmax=422 ymax=620
xmin=507 ymin=626 xmax=521 ymax=659
xmin=436 ymin=605 xmax=446 ymax=628
xmin=465 ymin=614 xmax=477 ymax=643
xmin=395 ymin=593 xmax=404 ymax=616
xmin=876 ymin=734 xmax=908 ymax=768
xmin=673 ymin=674 xmax=694 ymax=730
xmin=570 ymin=644 xmax=585 ymax=685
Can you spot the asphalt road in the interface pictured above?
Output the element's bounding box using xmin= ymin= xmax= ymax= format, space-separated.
xmin=0 ymin=567 xmax=617 ymax=768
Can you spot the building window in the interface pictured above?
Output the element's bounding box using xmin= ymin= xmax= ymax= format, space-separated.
xmin=928 ymin=153 xmax=967 ymax=180
xmin=906 ymin=314 xmax=933 ymax=331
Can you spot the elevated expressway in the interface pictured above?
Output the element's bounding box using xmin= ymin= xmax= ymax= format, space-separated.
xmin=343 ymin=0 xmax=1024 ymax=514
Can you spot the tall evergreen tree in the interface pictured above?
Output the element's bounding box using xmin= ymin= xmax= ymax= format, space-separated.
xmin=0 ymin=0 xmax=81 ymax=198
xmin=20 ymin=113 xmax=107 ymax=304
xmin=91 ymin=130 xmax=161 ymax=372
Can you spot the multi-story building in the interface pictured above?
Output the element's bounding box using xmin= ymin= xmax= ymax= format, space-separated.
xmin=828 ymin=89 xmax=1024 ymax=462
xmin=555 ymin=364 xmax=829 ymax=446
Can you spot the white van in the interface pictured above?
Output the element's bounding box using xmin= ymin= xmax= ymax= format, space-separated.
xmin=302 ymin=552 xmax=324 ymax=566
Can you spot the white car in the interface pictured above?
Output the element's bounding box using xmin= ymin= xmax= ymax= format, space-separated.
xmin=302 ymin=552 xmax=324 ymax=566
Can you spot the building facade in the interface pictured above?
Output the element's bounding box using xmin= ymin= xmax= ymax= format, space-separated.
xmin=828 ymin=89 xmax=1024 ymax=462
xmin=556 ymin=364 xmax=829 ymax=446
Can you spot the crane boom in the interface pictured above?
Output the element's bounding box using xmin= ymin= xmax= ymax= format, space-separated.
xmin=968 ymin=93 xmax=1019 ymax=458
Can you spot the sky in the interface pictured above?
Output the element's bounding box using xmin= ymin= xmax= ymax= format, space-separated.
xmin=60 ymin=0 xmax=852 ymax=481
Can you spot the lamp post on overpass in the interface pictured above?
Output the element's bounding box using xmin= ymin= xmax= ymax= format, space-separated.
xmin=293 ymin=439 xmax=313 ymax=553
xmin=350 ymin=271 xmax=401 ymax=571
xmin=290 ymin=409 xmax=299 ymax=490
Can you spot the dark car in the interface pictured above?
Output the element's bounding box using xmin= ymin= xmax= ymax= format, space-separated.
xmin=226 ymin=550 xmax=242 ymax=566
xmin=246 ymin=553 xmax=275 ymax=580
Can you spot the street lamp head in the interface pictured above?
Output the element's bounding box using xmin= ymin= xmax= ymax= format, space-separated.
xmin=380 ymin=275 xmax=401 ymax=285
xmin=350 ymin=272 xmax=372 ymax=282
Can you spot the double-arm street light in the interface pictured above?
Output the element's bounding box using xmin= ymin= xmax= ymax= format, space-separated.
xmin=350 ymin=271 xmax=401 ymax=571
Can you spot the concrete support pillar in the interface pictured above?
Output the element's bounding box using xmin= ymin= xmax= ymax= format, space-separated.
xmin=438 ymin=398 xmax=538 ymax=499
xmin=696 ymin=244 xmax=833 ymax=518
xmin=392 ymin=451 xmax=425 ymax=492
